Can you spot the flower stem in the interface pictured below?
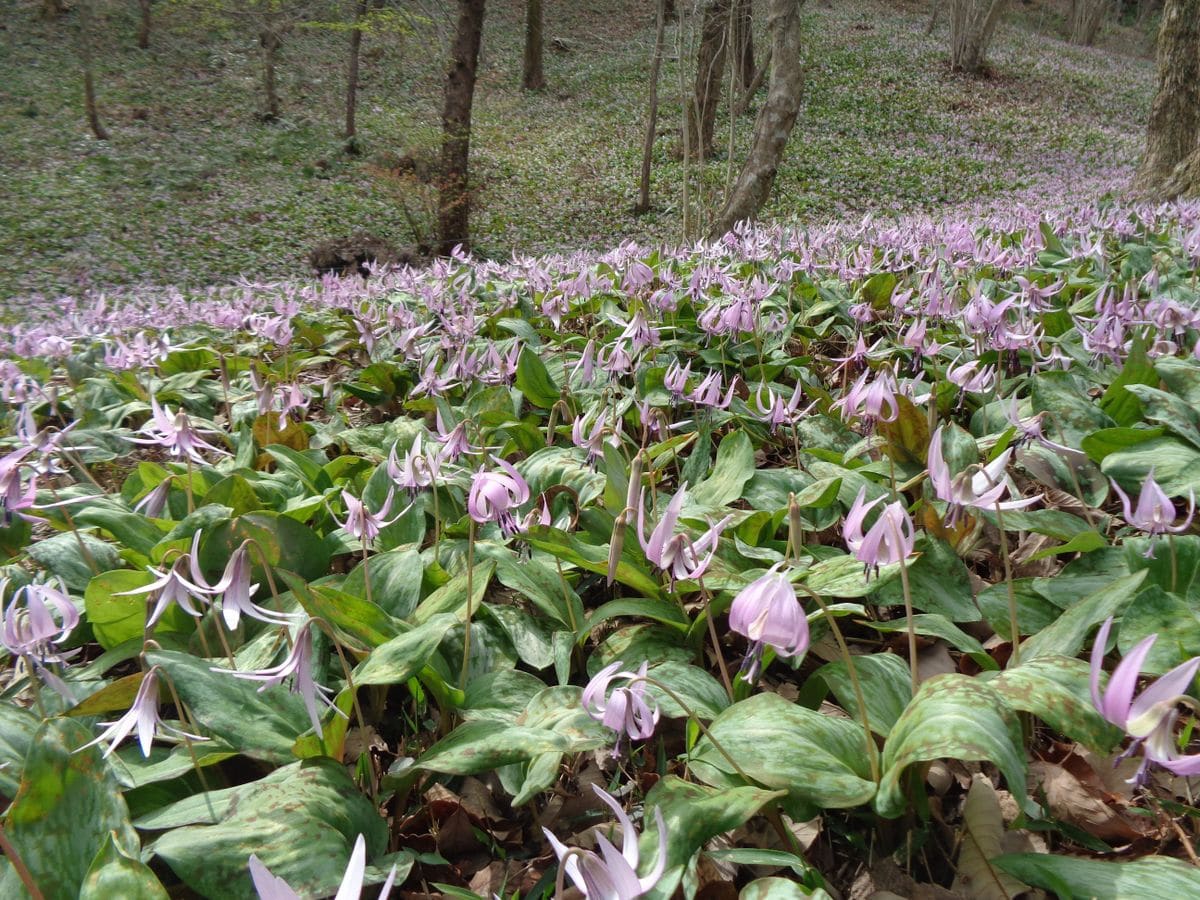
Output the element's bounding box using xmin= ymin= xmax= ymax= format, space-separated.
xmin=994 ymin=502 xmax=1020 ymax=667
xmin=0 ymin=822 xmax=44 ymax=900
xmin=459 ymin=518 xmax=476 ymax=690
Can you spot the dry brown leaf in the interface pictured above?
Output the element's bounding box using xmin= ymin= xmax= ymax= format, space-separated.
xmin=952 ymin=775 xmax=1029 ymax=900
xmin=918 ymin=641 xmax=958 ymax=681
xmin=1029 ymin=761 xmax=1148 ymax=842
xmin=850 ymin=858 xmax=959 ymax=900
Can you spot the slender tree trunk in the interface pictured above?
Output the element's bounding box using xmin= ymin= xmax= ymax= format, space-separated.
xmin=733 ymin=44 xmax=771 ymax=116
xmin=137 ymin=0 xmax=152 ymax=49
xmin=732 ymin=0 xmax=754 ymax=92
xmin=260 ymin=27 xmax=282 ymax=120
xmin=708 ymin=0 xmax=805 ymax=239
xmin=636 ymin=0 xmax=668 ymax=214
xmin=688 ymin=0 xmax=731 ymax=160
xmin=522 ymin=0 xmax=545 ymax=90
xmin=437 ymin=0 xmax=487 ymax=256
xmin=1134 ymin=0 xmax=1200 ymax=195
xmin=925 ymin=0 xmax=944 ymax=35
xmin=1068 ymin=0 xmax=1110 ymax=44
xmin=948 ymin=0 xmax=1009 ymax=73
xmin=78 ymin=0 xmax=109 ymax=140
xmin=345 ymin=0 xmax=369 ymax=143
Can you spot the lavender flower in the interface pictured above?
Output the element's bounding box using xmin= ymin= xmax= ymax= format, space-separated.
xmin=1110 ymin=470 xmax=1195 ymax=558
xmin=387 ymin=435 xmax=443 ymax=497
xmin=468 ymin=458 xmax=532 ymax=537
xmin=636 ymin=484 xmax=731 ymax=586
xmin=843 ymin=486 xmax=916 ymax=577
xmin=117 ymin=544 xmax=213 ymax=628
xmin=927 ymin=426 xmax=1039 ymax=524
xmin=78 ymin=667 xmax=204 ymax=758
xmin=1 ymin=579 xmax=79 ymax=664
xmin=336 ymin=489 xmax=403 ymax=547
xmin=249 ymin=833 xmax=396 ymax=900
xmin=543 ymin=785 xmax=667 ymax=900
xmin=130 ymin=396 xmax=228 ymax=463
xmin=1090 ymin=617 xmax=1200 ymax=782
xmin=189 ymin=538 xmax=298 ymax=631
xmin=833 ymin=367 xmax=898 ymax=428
xmin=216 ymin=622 xmax=337 ymax=737
xmin=728 ymin=565 xmax=808 ymax=682
xmin=582 ymin=661 xmax=660 ymax=755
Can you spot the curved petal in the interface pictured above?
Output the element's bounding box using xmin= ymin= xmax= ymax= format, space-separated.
xmin=1104 ymin=633 xmax=1159 ymax=727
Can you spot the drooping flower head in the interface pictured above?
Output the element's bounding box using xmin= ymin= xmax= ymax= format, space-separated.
xmin=468 ymin=457 xmax=532 ymax=537
xmin=78 ymin=666 xmax=205 ymax=759
xmin=728 ymin=565 xmax=809 ymax=682
xmin=130 ymin=395 xmax=228 ymax=463
xmin=1110 ymin=470 xmax=1195 ymax=558
xmin=249 ymin=833 xmax=396 ymax=900
xmin=543 ymin=784 xmax=667 ymax=900
xmin=636 ymin=484 xmax=731 ymax=586
xmin=1 ymin=578 xmax=79 ymax=664
xmin=582 ymin=661 xmax=660 ymax=756
xmin=927 ymin=426 xmax=1039 ymax=525
xmin=844 ymin=486 xmax=915 ymax=578
xmin=336 ymin=489 xmax=404 ymax=547
xmin=1090 ymin=617 xmax=1200 ymax=783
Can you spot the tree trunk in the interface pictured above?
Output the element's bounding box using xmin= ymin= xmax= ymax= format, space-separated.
xmin=636 ymin=0 xmax=668 ymax=214
xmin=1068 ymin=0 xmax=1110 ymax=44
xmin=522 ymin=0 xmax=545 ymax=90
xmin=260 ymin=27 xmax=282 ymax=120
xmin=78 ymin=0 xmax=109 ymax=140
xmin=137 ymin=0 xmax=152 ymax=49
xmin=948 ymin=0 xmax=1008 ymax=73
xmin=437 ymin=0 xmax=487 ymax=256
xmin=708 ymin=0 xmax=805 ymax=239
xmin=1134 ymin=0 xmax=1200 ymax=195
xmin=732 ymin=0 xmax=754 ymax=93
xmin=345 ymin=0 xmax=369 ymax=143
xmin=688 ymin=0 xmax=731 ymax=160
xmin=1160 ymin=144 xmax=1200 ymax=198
xmin=925 ymin=0 xmax=944 ymax=35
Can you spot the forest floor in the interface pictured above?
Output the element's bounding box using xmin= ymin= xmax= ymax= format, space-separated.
xmin=0 ymin=0 xmax=1156 ymax=301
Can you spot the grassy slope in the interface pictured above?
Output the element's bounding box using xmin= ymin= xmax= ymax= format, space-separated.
xmin=0 ymin=0 xmax=1155 ymax=301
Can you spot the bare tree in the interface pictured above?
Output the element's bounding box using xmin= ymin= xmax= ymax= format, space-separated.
xmin=522 ymin=0 xmax=545 ymax=90
xmin=437 ymin=0 xmax=486 ymax=255
xmin=345 ymin=0 xmax=369 ymax=144
xmin=708 ymin=0 xmax=805 ymax=238
xmin=138 ymin=0 xmax=153 ymax=48
xmin=1067 ymin=0 xmax=1110 ymax=45
xmin=948 ymin=0 xmax=1008 ymax=74
xmin=78 ymin=0 xmax=110 ymax=139
xmin=731 ymin=0 xmax=754 ymax=92
xmin=635 ymin=0 xmax=668 ymax=214
xmin=688 ymin=0 xmax=731 ymax=160
xmin=1134 ymin=0 xmax=1200 ymax=197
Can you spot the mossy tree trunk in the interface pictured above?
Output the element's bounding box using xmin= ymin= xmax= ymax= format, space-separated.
xmin=78 ymin=0 xmax=109 ymax=140
xmin=688 ymin=0 xmax=731 ymax=160
xmin=1134 ymin=0 xmax=1200 ymax=196
xmin=948 ymin=0 xmax=1008 ymax=73
xmin=137 ymin=0 xmax=152 ymax=49
xmin=437 ymin=0 xmax=486 ymax=255
xmin=636 ymin=0 xmax=668 ymax=214
xmin=522 ymin=0 xmax=545 ymax=90
xmin=708 ymin=0 xmax=804 ymax=238
xmin=345 ymin=0 xmax=369 ymax=143
xmin=1067 ymin=0 xmax=1110 ymax=45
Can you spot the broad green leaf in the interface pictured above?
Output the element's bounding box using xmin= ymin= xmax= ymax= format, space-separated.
xmin=992 ymin=853 xmax=1200 ymax=899
xmin=690 ymin=692 xmax=876 ymax=819
xmin=644 ymin=660 xmax=730 ymax=720
xmin=639 ymin=776 xmax=786 ymax=900
xmin=27 ymin=532 xmax=121 ymax=592
xmin=200 ymin=512 xmax=330 ymax=583
xmin=1116 ymin=584 xmax=1200 ymax=674
xmin=146 ymin=649 xmax=310 ymax=763
xmin=518 ymin=446 xmax=606 ymax=508
xmin=1031 ymin=372 xmax=1115 ymax=445
xmin=1081 ymin=426 xmax=1165 ymax=464
xmin=875 ymin=536 xmax=979 ymax=621
xmin=515 ymin=347 xmax=560 ymax=408
xmin=1125 ymin=535 xmax=1200 ymax=602
xmin=84 ymin=569 xmax=193 ymax=650
xmin=810 ymin=653 xmax=912 ymax=736
xmin=415 ymin=720 xmax=569 ymax=775
xmin=801 ymin=553 xmax=897 ymax=598
xmin=343 ymin=547 xmax=424 ymax=619
xmin=876 ymin=675 xmax=1030 ymax=819
xmin=354 ymin=614 xmax=458 ymax=686
xmin=151 ymin=759 xmax=386 ymax=900
xmin=866 ymin=614 xmax=997 ymax=670
xmin=1102 ymin=436 xmax=1200 ymax=498
xmin=280 ymin=570 xmax=398 ymax=650
xmin=74 ymin=505 xmax=168 ymax=556
xmin=524 ymin=525 xmax=662 ymax=598
xmin=495 ymin=554 xmax=585 ymax=632
xmin=1099 ymin=336 xmax=1156 ymax=427
xmin=5 ymin=718 xmax=139 ymax=900
xmin=1019 ymin=570 xmax=1147 ymax=661
xmin=80 ymin=832 xmax=168 ymax=900
xmin=878 ymin=394 xmax=930 ymax=465
xmin=0 ymin=704 xmax=39 ymax=798
xmin=989 ymin=657 xmax=1122 ymax=752
xmin=739 ymin=877 xmax=833 ymax=900
xmin=412 ymin=560 xmax=495 ymax=623
xmin=691 ymin=430 xmax=755 ymax=508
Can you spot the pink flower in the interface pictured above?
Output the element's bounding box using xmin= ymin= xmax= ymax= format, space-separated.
xmin=78 ymin=667 xmax=204 ymax=758
xmin=1110 ymin=470 xmax=1195 ymax=558
xmin=844 ymin=487 xmax=915 ymax=577
xmin=636 ymin=484 xmax=731 ymax=586
xmin=130 ymin=396 xmax=228 ymax=463
xmin=189 ymin=537 xmax=298 ymax=631
xmin=336 ymin=489 xmax=403 ymax=546
xmin=927 ymin=426 xmax=1039 ymax=524
xmin=728 ymin=565 xmax=808 ymax=681
xmin=542 ymin=785 xmax=667 ymax=900
xmin=468 ymin=458 xmax=531 ymax=537
xmin=249 ymin=833 xmax=396 ymax=900
xmin=582 ymin=661 xmax=660 ymax=755
xmin=1090 ymin=617 xmax=1200 ymax=783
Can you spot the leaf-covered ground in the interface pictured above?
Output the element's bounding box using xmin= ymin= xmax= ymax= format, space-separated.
xmin=0 ymin=0 xmax=1155 ymax=301
xmin=4 ymin=199 xmax=1200 ymax=897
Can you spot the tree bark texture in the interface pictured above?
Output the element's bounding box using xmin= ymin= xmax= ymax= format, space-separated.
xmin=137 ymin=0 xmax=152 ymax=49
xmin=437 ymin=0 xmax=486 ymax=256
xmin=78 ymin=0 xmax=109 ymax=140
xmin=1134 ymin=0 xmax=1200 ymax=195
xmin=948 ymin=0 xmax=1008 ymax=73
xmin=260 ymin=27 xmax=282 ymax=120
xmin=708 ymin=0 xmax=804 ymax=239
xmin=345 ymin=0 xmax=369 ymax=141
xmin=636 ymin=0 xmax=668 ymax=213
xmin=1068 ymin=0 xmax=1110 ymax=44
xmin=732 ymin=0 xmax=755 ymax=92
xmin=522 ymin=0 xmax=545 ymax=90
xmin=688 ymin=0 xmax=731 ymax=160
